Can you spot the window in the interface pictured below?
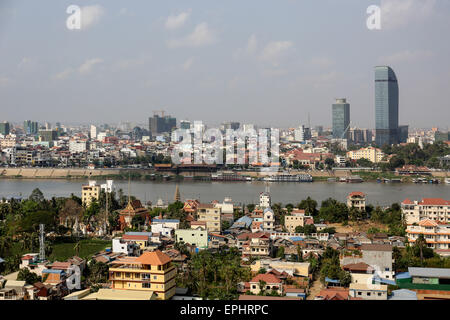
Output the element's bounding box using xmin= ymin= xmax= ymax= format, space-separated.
xmin=142 ymin=283 xmax=151 ymax=288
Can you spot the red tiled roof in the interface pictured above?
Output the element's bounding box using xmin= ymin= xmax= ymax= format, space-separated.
xmin=361 ymin=244 xmax=392 ymax=252
xmin=420 ymin=198 xmax=450 ymax=206
xmin=122 ymin=235 xmax=149 ymax=241
xmin=316 ymin=288 xmax=349 ymax=300
xmin=250 ymin=273 xmax=282 ymax=284
xmin=402 ymin=198 xmax=414 ymax=205
xmin=135 ymin=250 xmax=171 ymax=266
xmin=342 ymin=262 xmax=372 ymax=272
xmin=418 ymin=219 xmax=438 ymax=227
xmin=348 ymin=191 xmax=365 ymax=197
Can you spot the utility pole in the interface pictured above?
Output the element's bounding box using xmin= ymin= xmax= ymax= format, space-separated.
xmin=39 ymin=224 xmax=45 ymax=262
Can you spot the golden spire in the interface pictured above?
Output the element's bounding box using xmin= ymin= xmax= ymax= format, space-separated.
xmin=126 ymin=173 xmax=132 ymax=210
xmin=174 ymin=184 xmax=180 ymax=202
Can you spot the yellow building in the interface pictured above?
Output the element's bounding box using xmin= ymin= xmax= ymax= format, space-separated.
xmin=284 ymin=209 xmax=309 ymax=233
xmin=109 ymin=250 xmax=176 ymax=300
xmin=197 ymin=203 xmax=221 ymax=232
xmin=346 ymin=146 xmax=385 ymax=163
xmin=82 ymin=181 xmax=100 ymax=207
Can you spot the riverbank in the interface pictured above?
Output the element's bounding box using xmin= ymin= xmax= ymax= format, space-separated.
xmin=0 ymin=167 xmax=448 ymax=182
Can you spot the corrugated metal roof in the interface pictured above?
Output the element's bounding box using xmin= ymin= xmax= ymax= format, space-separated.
xmin=395 ymin=272 xmax=411 ymax=280
xmin=389 ymin=289 xmax=417 ymax=300
xmin=325 ymin=277 xmax=340 ymax=284
xmin=408 ymin=267 xmax=450 ymax=279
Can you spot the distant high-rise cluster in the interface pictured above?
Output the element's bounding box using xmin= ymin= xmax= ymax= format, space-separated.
xmin=0 ymin=121 xmax=10 ymax=136
xmin=330 ymin=66 xmax=408 ymax=147
xmin=148 ymin=113 xmax=176 ymax=137
xmin=332 ymin=98 xmax=350 ymax=140
xmin=24 ymin=120 xmax=39 ymax=135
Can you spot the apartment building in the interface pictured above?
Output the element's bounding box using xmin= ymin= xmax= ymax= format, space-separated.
xmin=108 ymin=250 xmax=176 ymax=300
xmin=402 ymin=198 xmax=450 ymax=225
xmin=81 ymin=181 xmax=100 ymax=206
xmin=263 ymin=208 xmax=275 ymax=231
xmin=174 ymin=229 xmax=208 ymax=248
xmin=259 ymin=192 xmax=271 ymax=209
xmin=346 ymin=146 xmax=385 ymax=163
xmin=349 ymin=283 xmax=388 ymax=300
xmin=240 ymin=232 xmax=272 ymax=258
xmin=197 ymin=203 xmax=221 ymax=233
xmin=347 ymin=192 xmax=366 ymax=211
xmin=406 ymin=219 xmax=450 ymax=250
xmin=284 ymin=209 xmax=311 ymax=232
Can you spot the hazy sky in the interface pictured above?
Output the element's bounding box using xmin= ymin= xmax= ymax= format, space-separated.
xmin=0 ymin=0 xmax=449 ymax=129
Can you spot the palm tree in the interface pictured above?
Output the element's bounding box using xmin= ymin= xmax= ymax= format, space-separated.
xmin=416 ymin=234 xmax=426 ymax=265
xmin=258 ymin=280 xmax=267 ymax=295
xmin=74 ymin=241 xmax=81 ymax=257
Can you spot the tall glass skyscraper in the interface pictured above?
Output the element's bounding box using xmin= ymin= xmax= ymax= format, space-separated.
xmin=332 ymin=98 xmax=350 ymax=139
xmin=375 ymin=66 xmax=399 ymax=146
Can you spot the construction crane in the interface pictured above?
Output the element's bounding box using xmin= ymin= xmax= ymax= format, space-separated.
xmin=341 ymin=122 xmax=351 ymax=140
xmin=153 ymin=110 xmax=166 ymax=117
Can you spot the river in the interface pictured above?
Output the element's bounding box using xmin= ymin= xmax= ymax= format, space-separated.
xmin=0 ymin=179 xmax=448 ymax=206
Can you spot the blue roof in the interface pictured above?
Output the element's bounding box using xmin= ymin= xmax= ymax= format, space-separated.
xmin=152 ymin=219 xmax=180 ymax=223
xmin=389 ymin=289 xmax=417 ymax=300
xmin=373 ymin=277 xmax=396 ymax=285
xmin=236 ymin=216 xmax=253 ymax=228
xmin=395 ymin=272 xmax=411 ymax=280
xmin=125 ymin=231 xmax=152 ymax=236
xmin=325 ymin=277 xmax=340 ymax=284
xmin=290 ymin=237 xmax=304 ymax=242
xmin=43 ymin=269 xmax=65 ymax=274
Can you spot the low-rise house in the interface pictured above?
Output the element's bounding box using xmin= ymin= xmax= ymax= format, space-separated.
xmin=315 ymin=287 xmax=351 ymax=300
xmin=112 ymin=238 xmax=141 ymax=256
xmin=151 ymin=219 xmax=179 ymax=238
xmin=250 ymin=259 xmax=310 ymax=278
xmin=248 ymin=273 xmax=283 ymax=295
xmin=208 ymin=233 xmax=227 ymax=249
xmin=343 ymin=262 xmax=375 ymax=285
xmin=190 ymin=221 xmax=207 ymax=230
xmin=251 ymin=220 xmax=263 ymax=233
xmin=349 ymin=283 xmax=388 ymax=300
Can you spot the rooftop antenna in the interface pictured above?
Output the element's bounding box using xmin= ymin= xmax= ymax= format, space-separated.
xmin=39 ymin=224 xmax=45 ymax=262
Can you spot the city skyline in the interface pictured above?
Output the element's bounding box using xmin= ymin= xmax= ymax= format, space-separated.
xmin=0 ymin=1 xmax=449 ymax=128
